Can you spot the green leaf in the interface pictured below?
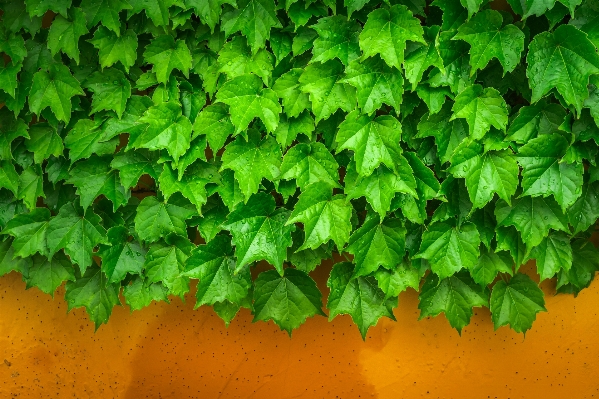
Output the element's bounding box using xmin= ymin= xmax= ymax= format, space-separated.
xmin=24 ymin=123 xmax=63 ymax=164
xmin=123 ymin=276 xmax=169 ymax=311
xmin=143 ymin=35 xmax=192 ymax=84
xmin=220 ymin=130 xmax=281 ymax=201
xmin=47 ymin=7 xmax=88 ymax=64
xmin=417 ymin=103 xmax=469 ymax=164
xmin=47 ymin=202 xmax=107 ymax=274
xmin=186 ymin=0 xmax=237 ymax=31
xmin=495 ymin=196 xmax=568 ymax=250
xmin=192 ymin=104 xmax=235 ymax=151
xmin=568 ymin=180 xmax=599 ymax=234
xmin=144 ymin=234 xmax=193 ymax=297
xmin=517 ymin=133 xmax=583 ymax=211
xmin=341 ymin=56 xmax=403 ymax=116
xmin=404 ymin=25 xmax=444 ymax=91
xmin=84 ymin=68 xmax=131 ymax=118
xmin=215 ymin=74 xmax=281 ymax=134
xmin=298 ymin=60 xmax=356 ymax=122
xmin=97 ymin=226 xmax=146 ymax=283
xmin=28 ymin=63 xmax=84 ymax=123
xmin=451 ymin=84 xmax=508 ymax=140
xmin=128 ymin=0 xmax=184 ymax=27
xmin=273 ymin=68 xmax=311 ymax=118
xmin=286 ymin=182 xmax=353 ymax=251
xmin=253 ymin=268 xmax=325 ymax=335
xmin=222 ymin=192 xmax=294 ymax=274
xmin=432 ymin=0 xmax=467 ymax=31
xmin=185 ymin=234 xmax=252 ymax=307
xmin=346 ymin=215 xmax=406 ymax=278
xmin=570 ymin=0 xmax=599 ymax=48
xmin=527 ymin=232 xmax=572 ymax=280
xmin=134 ymin=195 xmax=196 ymax=243
xmin=133 ymin=102 xmax=192 ymax=164
xmin=507 ymin=0 xmax=557 ymax=18
xmin=279 ymin=142 xmax=339 ymax=190
xmin=0 ymin=110 xmax=29 ymax=161
xmin=453 ymin=10 xmax=524 ymax=76
xmin=0 ymin=160 xmax=19 ymax=195
xmin=527 ymin=25 xmax=599 ymax=115
xmin=88 ymin=27 xmax=138 ymax=72
xmin=23 ymin=253 xmax=75 ymax=296
xmin=80 ymin=0 xmax=131 ymax=34
xmin=274 ymin=112 xmax=315 ymax=148
xmin=556 ymin=239 xmax=599 ymax=295
xmin=1 ymin=207 xmax=50 ymax=258
xmin=344 ymin=158 xmax=417 ymax=218
xmin=327 ymin=262 xmax=396 ymax=339
xmin=311 ymin=15 xmax=361 ymax=66
xmin=469 ymin=247 xmax=513 ymax=286
xmin=418 ymin=270 xmax=489 ymax=334
xmin=65 ymin=265 xmax=121 ymax=330
xmin=67 ymin=156 xmax=129 ymax=211
xmin=110 ymin=149 xmax=161 ymax=189
xmin=415 ymin=221 xmax=480 ymax=280
xmin=221 ymin=0 xmax=282 ymax=54
xmin=217 ymin=36 xmax=274 ymax=85
xmin=359 ymin=5 xmax=425 ymax=69
xmin=0 ymin=60 xmax=22 ymax=99
xmin=17 ymin=165 xmax=45 ymax=210
xmin=490 ymin=273 xmax=546 ymax=334
xmin=374 ymin=259 xmax=423 ymax=298
xmin=336 ymin=110 xmax=403 ymax=177
xmin=0 ymin=238 xmax=31 ymax=276
xmin=505 ymin=100 xmax=565 ymax=143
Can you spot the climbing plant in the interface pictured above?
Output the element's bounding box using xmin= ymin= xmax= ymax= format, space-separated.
xmin=1 ymin=0 xmax=599 ymax=337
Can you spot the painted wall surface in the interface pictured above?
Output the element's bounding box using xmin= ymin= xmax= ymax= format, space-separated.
xmin=1 ymin=261 xmax=598 ymax=399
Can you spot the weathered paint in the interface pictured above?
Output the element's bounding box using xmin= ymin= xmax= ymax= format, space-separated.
xmin=0 ymin=261 xmax=598 ymax=398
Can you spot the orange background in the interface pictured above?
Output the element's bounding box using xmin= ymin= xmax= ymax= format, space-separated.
xmin=0 ymin=260 xmax=598 ymax=398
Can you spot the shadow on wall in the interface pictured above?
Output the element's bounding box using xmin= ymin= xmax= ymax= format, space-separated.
xmin=1 ymin=261 xmax=599 ymax=398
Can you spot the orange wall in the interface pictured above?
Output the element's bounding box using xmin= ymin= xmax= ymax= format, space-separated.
xmin=1 ymin=261 xmax=598 ymax=398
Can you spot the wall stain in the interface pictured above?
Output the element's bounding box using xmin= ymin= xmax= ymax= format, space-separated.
xmin=0 ymin=261 xmax=598 ymax=398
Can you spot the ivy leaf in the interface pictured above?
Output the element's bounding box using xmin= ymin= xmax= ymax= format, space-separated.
xmin=215 ymin=74 xmax=281 ymax=134
xmin=221 ymin=0 xmax=282 ymax=54
xmin=192 ymin=104 xmax=235 ymax=151
xmin=133 ymin=102 xmax=192 ymax=164
xmin=128 ymin=0 xmax=184 ymax=27
xmin=404 ymin=25 xmax=444 ymax=91
xmin=359 ymin=5 xmax=425 ymax=69
xmin=185 ymin=234 xmax=252 ymax=307
xmin=299 ymin=60 xmax=356 ymax=122
xmin=279 ymin=142 xmax=340 ymax=190
xmin=217 ymin=36 xmax=274 ymax=85
xmin=374 ymin=259 xmax=423 ymax=299
xmin=88 ymin=27 xmax=138 ymax=72
xmin=495 ymin=196 xmax=568 ymax=250
xmin=451 ymin=84 xmax=508 ymax=140
xmin=417 ymin=103 xmax=469 ymax=164
xmin=470 ymin=246 xmax=513 ymax=286
xmin=0 ymin=110 xmax=29 ymax=161
xmin=346 ymin=215 xmax=406 ymax=278
xmin=274 ymin=112 xmax=315 ymax=148
xmin=556 ymin=239 xmax=599 ymax=295
xmin=0 ymin=161 xmax=19 ymax=196
xmin=336 ymin=110 xmax=403 ymax=177
xmin=143 ymin=35 xmax=192 ymax=84
xmin=84 ymin=68 xmax=131 ymax=118
xmin=47 ymin=7 xmax=88 ymax=64
xmin=47 ymin=202 xmax=107 ymax=274
xmin=1 ymin=207 xmax=50 ymax=258
xmin=253 ymin=268 xmax=325 ymax=335
xmin=144 ymin=234 xmax=193 ymax=297
xmin=454 ymin=10 xmax=525 ymax=76
xmin=568 ymin=180 xmax=599 ymax=234
xmin=490 ymin=273 xmax=546 ymax=334
xmin=311 ymin=15 xmax=361 ymax=66
xmin=517 ymin=133 xmax=583 ymax=211
xmin=327 ymin=262 xmax=396 ymax=339
xmin=418 ymin=270 xmax=489 ymax=334
xmin=527 ymin=25 xmax=599 ymax=115
xmin=415 ymin=221 xmax=480 ymax=280
xmin=17 ymin=165 xmax=45 ymax=210
xmin=66 ymin=156 xmax=129 ymax=211
xmin=505 ymin=99 xmax=565 ymax=143
xmin=507 ymin=0 xmax=557 ymax=18
xmin=341 ymin=56 xmax=403 ymax=116
xmin=80 ymin=0 xmax=131 ymax=35
xmin=110 ymin=149 xmax=161 ymax=189
xmin=344 ymin=158 xmax=417 ymax=218
xmin=527 ymin=232 xmax=572 ymax=281
xmin=222 ymin=193 xmax=294 ymax=274
xmin=97 ymin=226 xmax=146 ymax=284
xmin=570 ymin=0 xmax=599 ymax=48
xmin=220 ymin=130 xmax=281 ymax=201
xmin=28 ymin=63 xmax=84 ymax=123
xmin=0 ymin=60 xmax=22 ymax=99
xmin=134 ymin=195 xmax=196 ymax=243
xmin=432 ymin=0 xmax=468 ymax=31
xmin=23 ymin=253 xmax=75 ymax=296
xmin=65 ymin=265 xmax=121 ymax=330
xmin=186 ymin=0 xmax=237 ymax=31
xmin=123 ymin=276 xmax=169 ymax=311
xmin=449 ymin=143 xmax=519 ymax=209
xmin=286 ymin=182 xmax=353 ymax=251
xmin=24 ymin=123 xmax=63 ymax=164
xmin=273 ymin=68 xmax=311 ymax=118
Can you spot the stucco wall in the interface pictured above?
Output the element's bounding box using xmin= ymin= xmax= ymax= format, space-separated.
xmin=1 ymin=261 xmax=598 ymax=398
